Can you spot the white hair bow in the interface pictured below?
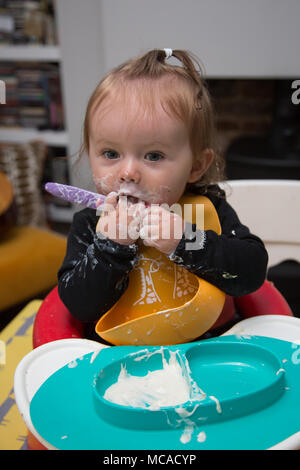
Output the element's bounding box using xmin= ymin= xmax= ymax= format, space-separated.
xmin=163 ymin=48 xmax=173 ymax=59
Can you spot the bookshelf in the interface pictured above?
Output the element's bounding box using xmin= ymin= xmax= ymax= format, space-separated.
xmin=0 ymin=0 xmax=105 ymax=223
xmin=0 ymin=0 xmax=71 ymax=224
xmin=0 ymin=127 xmax=68 ymax=146
xmin=0 ymin=45 xmax=61 ymax=61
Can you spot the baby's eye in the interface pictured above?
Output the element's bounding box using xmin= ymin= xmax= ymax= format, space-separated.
xmin=145 ymin=152 xmax=163 ymax=162
xmin=103 ymin=150 xmax=119 ymax=159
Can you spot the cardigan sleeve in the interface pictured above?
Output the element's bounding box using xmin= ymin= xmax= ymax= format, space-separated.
xmin=57 ymin=208 xmax=139 ymax=322
xmin=167 ymin=188 xmax=269 ymax=297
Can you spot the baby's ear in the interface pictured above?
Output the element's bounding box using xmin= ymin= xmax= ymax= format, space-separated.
xmin=188 ymin=148 xmax=214 ymax=183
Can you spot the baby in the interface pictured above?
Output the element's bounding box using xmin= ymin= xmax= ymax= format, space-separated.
xmin=58 ymin=48 xmax=268 ymax=340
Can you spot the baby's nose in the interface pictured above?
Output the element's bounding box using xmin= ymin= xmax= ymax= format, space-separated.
xmin=119 ymin=161 xmax=141 ymax=183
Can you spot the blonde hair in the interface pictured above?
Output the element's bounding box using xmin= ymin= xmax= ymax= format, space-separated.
xmin=79 ymin=49 xmax=225 ymax=193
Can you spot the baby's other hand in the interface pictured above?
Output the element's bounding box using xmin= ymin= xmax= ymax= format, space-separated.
xmin=139 ymin=205 xmax=185 ymax=255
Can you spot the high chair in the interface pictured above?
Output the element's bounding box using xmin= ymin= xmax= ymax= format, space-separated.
xmin=31 ymin=179 xmax=299 ymax=347
xmin=9 ymin=179 xmax=298 ymax=450
xmin=220 ymin=179 xmax=300 ymax=317
xmin=220 ymin=179 xmax=300 ymax=268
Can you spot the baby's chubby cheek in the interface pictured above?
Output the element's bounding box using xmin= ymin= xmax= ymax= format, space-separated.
xmin=92 ymin=173 xmax=115 ymax=195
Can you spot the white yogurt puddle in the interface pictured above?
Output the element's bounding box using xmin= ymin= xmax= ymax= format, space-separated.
xmin=103 ymin=350 xmax=204 ymax=410
xmin=102 ymin=348 xmax=221 ymax=445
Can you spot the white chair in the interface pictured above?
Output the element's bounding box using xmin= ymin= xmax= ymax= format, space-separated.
xmin=220 ymin=180 xmax=300 ymax=268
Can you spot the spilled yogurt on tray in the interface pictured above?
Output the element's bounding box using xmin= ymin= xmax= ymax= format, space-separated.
xmin=103 ymin=349 xmax=204 ymax=410
xmin=102 ymin=348 xmax=217 ymax=445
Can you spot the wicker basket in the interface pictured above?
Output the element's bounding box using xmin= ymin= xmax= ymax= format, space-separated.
xmin=0 ymin=140 xmax=47 ymax=227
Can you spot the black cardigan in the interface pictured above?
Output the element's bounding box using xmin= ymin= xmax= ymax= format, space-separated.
xmin=57 ymin=185 xmax=268 ymax=322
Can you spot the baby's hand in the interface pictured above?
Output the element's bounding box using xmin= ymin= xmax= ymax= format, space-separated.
xmin=139 ymin=205 xmax=185 ymax=255
xmin=96 ymin=192 xmax=147 ymax=246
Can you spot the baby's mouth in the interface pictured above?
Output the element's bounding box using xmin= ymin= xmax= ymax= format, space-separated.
xmin=117 ymin=192 xmax=150 ymax=207
xmin=126 ymin=195 xmax=141 ymax=204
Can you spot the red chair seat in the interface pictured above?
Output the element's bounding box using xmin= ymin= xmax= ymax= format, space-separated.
xmin=235 ymin=280 xmax=293 ymax=318
xmin=33 ymin=286 xmax=84 ymax=348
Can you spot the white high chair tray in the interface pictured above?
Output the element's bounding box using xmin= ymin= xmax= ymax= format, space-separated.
xmin=223 ymin=314 xmax=300 ymax=344
xmin=14 ymin=338 xmax=107 ymax=449
xmin=14 ymin=315 xmax=300 ymax=450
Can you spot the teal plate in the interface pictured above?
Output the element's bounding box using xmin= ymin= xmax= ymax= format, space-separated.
xmin=29 ymin=335 xmax=300 ymax=450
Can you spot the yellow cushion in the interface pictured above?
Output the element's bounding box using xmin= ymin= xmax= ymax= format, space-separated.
xmin=0 ymin=226 xmax=66 ymax=311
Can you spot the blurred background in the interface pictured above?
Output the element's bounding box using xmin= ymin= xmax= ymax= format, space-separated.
xmin=0 ymin=0 xmax=299 ymax=321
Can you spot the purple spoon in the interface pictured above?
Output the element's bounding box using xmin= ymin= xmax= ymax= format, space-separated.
xmin=45 ymin=182 xmax=106 ymax=209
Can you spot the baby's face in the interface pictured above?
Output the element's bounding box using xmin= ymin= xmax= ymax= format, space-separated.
xmin=88 ymin=96 xmax=199 ymax=207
